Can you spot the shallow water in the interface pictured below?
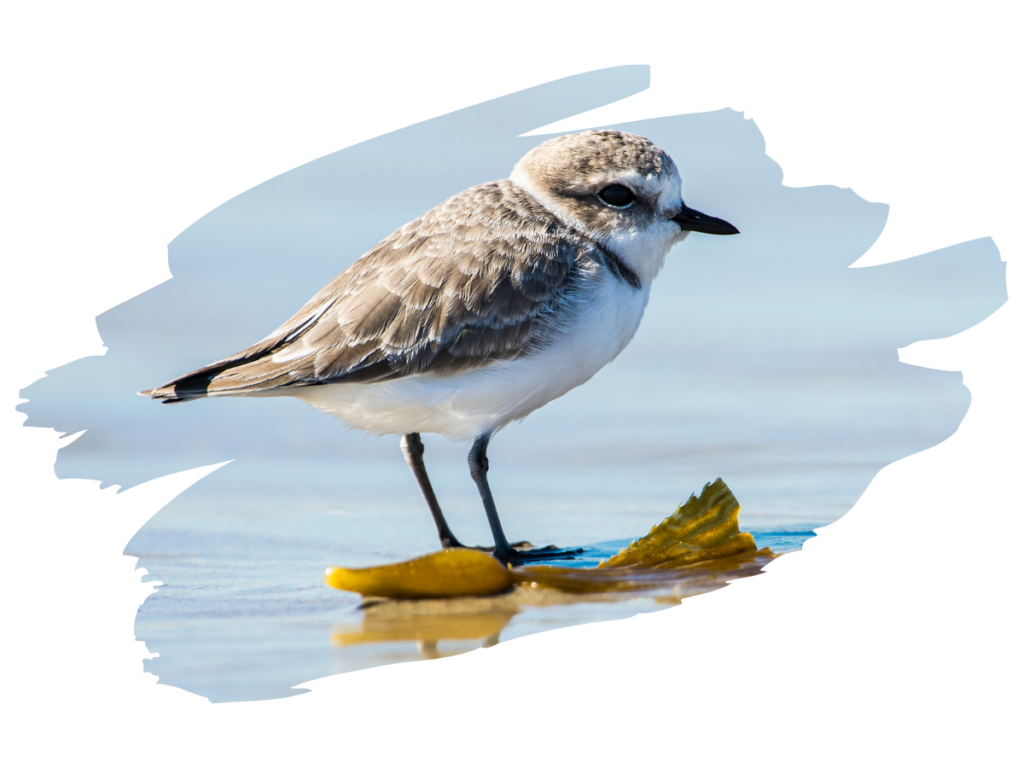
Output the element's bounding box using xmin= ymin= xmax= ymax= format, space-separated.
xmin=121 ymin=353 xmax=973 ymax=702
xmin=122 ymin=422 xmax=921 ymax=705
xmin=128 ymin=485 xmax=813 ymax=703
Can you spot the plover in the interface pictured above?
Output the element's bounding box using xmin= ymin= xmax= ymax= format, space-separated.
xmin=142 ymin=130 xmax=738 ymax=564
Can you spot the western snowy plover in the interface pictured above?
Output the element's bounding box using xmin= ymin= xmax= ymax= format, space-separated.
xmin=142 ymin=130 xmax=738 ymax=564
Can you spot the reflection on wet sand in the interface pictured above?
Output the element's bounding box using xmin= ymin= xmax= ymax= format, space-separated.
xmin=328 ymin=479 xmax=777 ymax=662
xmin=332 ymin=608 xmax=518 ymax=660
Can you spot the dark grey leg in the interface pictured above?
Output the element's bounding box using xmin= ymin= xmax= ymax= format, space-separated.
xmin=401 ymin=433 xmax=463 ymax=549
xmin=467 ymin=434 xmax=515 ymax=561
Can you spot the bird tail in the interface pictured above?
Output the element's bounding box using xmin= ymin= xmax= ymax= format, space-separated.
xmin=138 ymin=338 xmax=303 ymax=403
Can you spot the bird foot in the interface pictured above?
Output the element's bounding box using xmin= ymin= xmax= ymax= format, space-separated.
xmin=441 ymin=541 xmax=582 ymax=565
xmin=493 ymin=544 xmax=584 ymax=566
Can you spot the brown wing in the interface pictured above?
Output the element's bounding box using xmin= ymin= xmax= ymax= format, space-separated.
xmin=142 ymin=180 xmax=596 ymax=403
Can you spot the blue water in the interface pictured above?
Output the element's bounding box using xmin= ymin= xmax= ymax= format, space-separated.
xmin=520 ymin=528 xmax=815 ymax=573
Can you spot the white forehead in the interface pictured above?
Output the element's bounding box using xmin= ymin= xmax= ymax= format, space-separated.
xmin=511 ymin=130 xmax=683 ymax=213
xmin=610 ymin=166 xmax=682 ymax=214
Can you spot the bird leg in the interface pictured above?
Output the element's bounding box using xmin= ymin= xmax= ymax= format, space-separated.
xmin=467 ymin=434 xmax=515 ymax=561
xmin=468 ymin=434 xmax=584 ymax=565
xmin=401 ymin=433 xmax=464 ymax=549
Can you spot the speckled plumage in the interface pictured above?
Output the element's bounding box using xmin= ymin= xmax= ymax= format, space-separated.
xmin=141 ymin=129 xmax=739 ymax=560
xmin=145 ymin=179 xmax=635 ymax=401
xmin=142 ymin=129 xmax=734 ymax=442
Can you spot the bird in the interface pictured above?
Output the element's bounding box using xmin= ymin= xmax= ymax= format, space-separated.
xmin=141 ymin=129 xmax=739 ymax=564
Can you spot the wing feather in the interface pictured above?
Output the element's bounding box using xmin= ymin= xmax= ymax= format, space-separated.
xmin=142 ymin=180 xmax=604 ymax=403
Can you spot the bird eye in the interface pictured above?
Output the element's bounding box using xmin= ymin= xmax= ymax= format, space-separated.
xmin=597 ymin=184 xmax=634 ymax=208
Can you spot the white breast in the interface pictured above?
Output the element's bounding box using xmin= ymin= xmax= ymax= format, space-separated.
xmin=290 ymin=273 xmax=650 ymax=440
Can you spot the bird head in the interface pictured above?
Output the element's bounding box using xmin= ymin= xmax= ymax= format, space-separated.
xmin=509 ymin=130 xmax=738 ymax=285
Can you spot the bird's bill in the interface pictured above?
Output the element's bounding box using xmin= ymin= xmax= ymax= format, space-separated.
xmin=672 ymin=205 xmax=740 ymax=235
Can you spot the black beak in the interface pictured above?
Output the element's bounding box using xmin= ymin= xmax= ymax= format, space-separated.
xmin=672 ymin=204 xmax=739 ymax=235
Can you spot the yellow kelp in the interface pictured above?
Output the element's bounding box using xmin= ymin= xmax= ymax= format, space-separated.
xmin=512 ymin=478 xmax=772 ymax=593
xmin=603 ymin=477 xmax=757 ymax=568
xmin=324 ymin=548 xmax=513 ymax=598
xmin=324 ymin=479 xmax=773 ymax=599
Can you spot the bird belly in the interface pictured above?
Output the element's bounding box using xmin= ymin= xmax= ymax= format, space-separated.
xmin=291 ymin=277 xmax=650 ymax=440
